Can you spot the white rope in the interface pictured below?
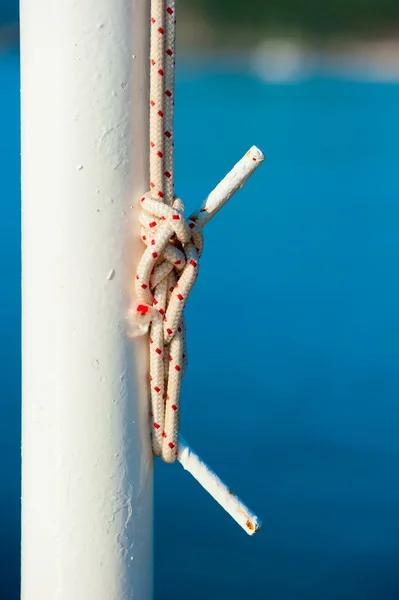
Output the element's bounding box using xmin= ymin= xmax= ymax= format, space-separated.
xmin=129 ymin=0 xmax=264 ymax=535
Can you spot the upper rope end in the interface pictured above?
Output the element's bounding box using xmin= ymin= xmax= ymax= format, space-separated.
xmin=246 ymin=145 xmax=265 ymax=164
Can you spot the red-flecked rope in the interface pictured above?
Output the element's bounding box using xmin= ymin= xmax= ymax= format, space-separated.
xmin=129 ymin=0 xmax=264 ymax=535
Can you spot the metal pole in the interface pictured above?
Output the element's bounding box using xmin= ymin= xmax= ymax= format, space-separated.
xmin=20 ymin=1 xmax=152 ymax=598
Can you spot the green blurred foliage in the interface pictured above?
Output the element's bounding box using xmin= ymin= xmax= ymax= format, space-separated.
xmin=184 ymin=0 xmax=399 ymax=36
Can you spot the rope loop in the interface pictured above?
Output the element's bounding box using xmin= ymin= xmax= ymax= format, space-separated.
xmin=131 ymin=192 xmax=203 ymax=462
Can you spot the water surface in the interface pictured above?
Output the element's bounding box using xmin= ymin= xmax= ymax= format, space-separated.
xmin=2 ymin=50 xmax=399 ymax=599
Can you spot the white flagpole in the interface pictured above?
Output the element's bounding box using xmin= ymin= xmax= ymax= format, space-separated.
xmin=20 ymin=1 xmax=153 ymax=598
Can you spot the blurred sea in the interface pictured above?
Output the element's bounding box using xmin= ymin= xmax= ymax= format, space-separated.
xmin=2 ymin=48 xmax=399 ymax=599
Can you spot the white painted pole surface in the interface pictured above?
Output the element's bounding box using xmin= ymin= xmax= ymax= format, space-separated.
xmin=20 ymin=1 xmax=152 ymax=599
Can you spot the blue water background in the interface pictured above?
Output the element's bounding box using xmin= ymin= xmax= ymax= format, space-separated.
xmin=2 ymin=49 xmax=399 ymax=599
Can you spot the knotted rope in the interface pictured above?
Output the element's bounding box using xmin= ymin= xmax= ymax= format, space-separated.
xmin=130 ymin=0 xmax=264 ymax=534
xmin=136 ymin=193 xmax=202 ymax=462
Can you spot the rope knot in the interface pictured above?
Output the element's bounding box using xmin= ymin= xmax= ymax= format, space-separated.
xmin=129 ymin=142 xmax=264 ymax=465
xmin=129 ymin=192 xmax=203 ymax=463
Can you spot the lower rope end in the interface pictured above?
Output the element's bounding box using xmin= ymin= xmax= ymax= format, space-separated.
xmin=177 ymin=435 xmax=262 ymax=536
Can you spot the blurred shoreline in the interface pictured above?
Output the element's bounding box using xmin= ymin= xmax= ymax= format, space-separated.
xmin=2 ymin=19 xmax=399 ymax=83
xmin=176 ymin=7 xmax=399 ymax=82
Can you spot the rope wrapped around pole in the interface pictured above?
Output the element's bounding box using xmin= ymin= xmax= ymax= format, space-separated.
xmin=129 ymin=0 xmax=264 ymax=535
